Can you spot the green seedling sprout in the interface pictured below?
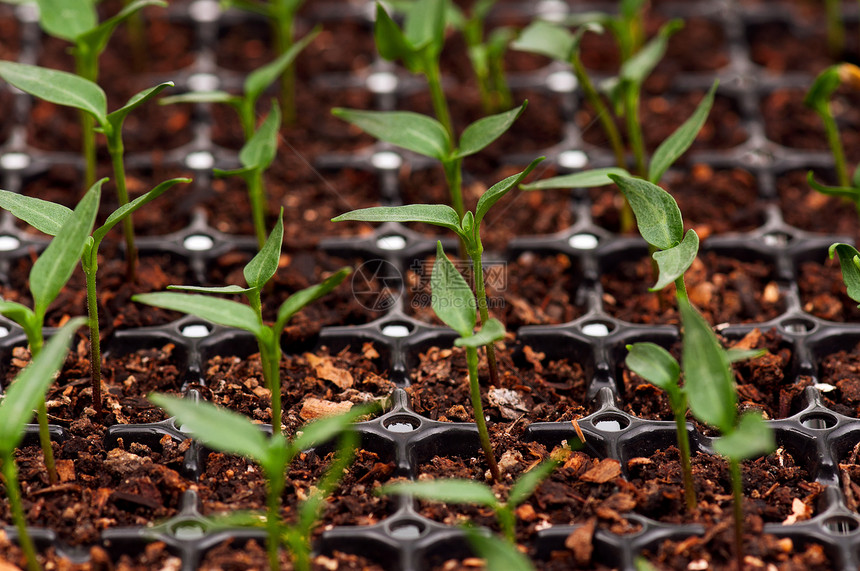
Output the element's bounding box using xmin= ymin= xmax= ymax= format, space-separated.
xmin=828 ymin=242 xmax=860 ymax=307
xmin=133 ymin=211 xmax=352 ymax=436
xmin=0 ymin=318 xmax=87 ymax=571
xmin=0 ymin=177 xmax=190 ymax=417
xmin=333 ymin=158 xmax=542 ymax=399
xmin=213 ymin=101 xmax=282 ymax=248
xmin=159 ymin=27 xmax=319 ymax=140
xmin=805 ymin=63 xmax=860 ymax=212
xmin=332 ymin=100 xmax=527 ymax=231
xmin=149 ymin=393 xmax=374 ymax=571
xmin=0 ymin=181 xmax=100 ymax=485
xmin=0 ymin=61 xmax=175 ymax=280
xmin=220 ymin=0 xmax=312 ymax=124
xmin=32 ymin=0 xmax=167 ymax=186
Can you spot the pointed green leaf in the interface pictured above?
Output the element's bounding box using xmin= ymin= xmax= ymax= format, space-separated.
xmin=32 ymin=179 xmax=102 ymax=320
xmin=332 ymin=204 xmax=463 ymax=235
xmin=431 ymin=242 xmax=476 ymax=338
xmin=149 ymin=393 xmax=270 ymax=464
xmin=649 ymin=80 xmax=718 ymax=183
xmin=520 ymin=167 xmax=630 ymax=191
xmin=455 ymin=101 xmax=527 ymax=159
xmin=0 ymin=300 xmax=36 ymax=330
xmin=404 ymin=0 xmax=446 ymax=57
xmin=475 ymin=157 xmax=543 ymax=225
xmin=245 ymin=27 xmax=319 ymax=105
xmin=167 ymin=284 xmax=253 ymax=295
xmin=508 ymin=458 xmax=558 ymax=507
xmin=610 ymin=175 xmax=683 ymax=250
xmin=378 ymin=479 xmax=499 ymax=509
xmin=290 ymin=402 xmax=374 ymax=453
xmin=619 ymin=19 xmax=683 ymax=87
xmin=713 ymin=412 xmax=774 ymax=462
xmin=132 ymin=292 xmax=263 ymax=336
xmin=726 ymin=348 xmax=766 ymax=363
xmin=829 ymin=243 xmax=860 ymax=305
xmin=106 ymin=81 xmax=174 ymax=132
xmin=680 ymin=301 xmax=736 ymax=432
xmin=35 ymin=0 xmax=96 ymax=41
xmin=275 ymin=267 xmax=352 ymax=333
xmin=93 ymin=177 xmax=188 ymax=246
xmin=331 ymin=108 xmax=451 ymax=160
xmin=511 ymin=20 xmax=576 ymax=61
xmin=625 ymin=342 xmax=680 ymax=392
xmin=81 ymin=0 xmax=166 ymax=57
xmin=0 ymin=317 xmax=86 ymax=453
xmin=239 ymin=103 xmax=281 ymax=170
xmin=0 ymin=189 xmax=71 ymax=236
xmin=159 ymin=91 xmax=241 ymax=107
xmin=650 ymin=229 xmax=699 ymax=291
xmin=807 ymin=171 xmax=860 ymax=201
xmin=0 ymin=61 xmax=107 ymax=124
xmin=244 ymin=210 xmax=284 ymax=290
xmin=374 ymin=3 xmax=423 ymax=72
xmin=464 ymin=530 xmax=535 ymax=571
xmin=455 ymin=317 xmax=505 ymax=349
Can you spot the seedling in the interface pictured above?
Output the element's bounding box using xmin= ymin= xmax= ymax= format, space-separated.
xmin=149 ymin=393 xmax=374 ymax=571
xmin=0 ymin=318 xmax=86 ymax=571
xmin=31 ymin=0 xmax=166 ymax=186
xmin=0 ymin=181 xmax=100 ymax=485
xmin=0 ymin=177 xmax=190 ymax=417
xmin=0 ymin=61 xmax=175 ymax=279
xmin=133 ymin=211 xmax=352 ymax=435
xmin=332 ymin=100 xmax=527 ymax=228
xmin=805 ymin=63 xmax=860 ymax=212
xmin=220 ymin=0 xmax=312 ymax=124
xmin=159 ymin=27 xmax=319 ymax=140
xmin=333 ymin=158 xmax=543 ymax=396
xmin=213 ymin=101 xmax=282 ymax=248
xmin=828 ymin=242 xmax=860 ymax=306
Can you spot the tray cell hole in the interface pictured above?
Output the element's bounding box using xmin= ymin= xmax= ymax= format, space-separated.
xmin=184 ymin=151 xmax=215 ymax=171
xmin=0 ymin=326 xmax=9 ymax=338
xmin=16 ymin=2 xmax=39 ymax=22
xmin=188 ymin=73 xmax=220 ymax=92
xmin=823 ymin=515 xmax=859 ymax=535
xmin=367 ymin=72 xmax=399 ymax=94
xmin=383 ymin=414 xmax=420 ymax=433
xmin=376 ymin=234 xmax=407 ymax=251
xmin=568 ymin=233 xmax=599 ymax=250
xmin=183 ymin=234 xmax=215 ymax=251
xmin=181 ymin=324 xmax=211 ymax=338
xmin=547 ymin=70 xmax=578 ymax=93
xmin=388 ymin=520 xmax=427 ymax=539
xmin=381 ymin=322 xmax=413 ymax=338
xmin=582 ymin=320 xmax=614 ymax=337
xmin=763 ymin=232 xmax=792 ymax=247
xmin=189 ymin=0 xmax=220 ymax=22
xmin=0 ymin=236 xmax=20 ymax=251
xmin=780 ymin=317 xmax=815 ymax=334
xmin=0 ymin=152 xmax=30 ymax=170
xmin=799 ymin=412 xmax=837 ymax=430
xmin=591 ymin=413 xmax=629 ymax=432
xmin=171 ymin=522 xmax=206 ymax=540
xmin=558 ymin=150 xmax=588 ymax=170
xmin=536 ymin=0 xmax=568 ymax=22
xmin=371 ymin=151 xmax=403 ymax=171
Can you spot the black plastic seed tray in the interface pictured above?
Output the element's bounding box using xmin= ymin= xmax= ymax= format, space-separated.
xmin=3 ymin=0 xmax=860 ymax=569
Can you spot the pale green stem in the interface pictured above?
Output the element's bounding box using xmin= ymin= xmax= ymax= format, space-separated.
xmin=260 ymin=342 xmax=282 ymax=436
xmin=729 ymin=458 xmax=745 ymax=571
xmin=265 ymin=466 xmax=285 ymax=571
xmin=107 ymin=136 xmax=137 ymax=280
xmin=75 ymin=52 xmax=99 ymax=189
xmin=497 ymin=507 xmax=515 ymax=543
xmin=247 ymin=169 xmax=268 ymax=249
xmin=425 ymin=59 xmax=454 ymax=142
xmin=820 ymin=105 xmax=850 ymax=188
xmin=28 ymin=334 xmax=57 ymax=486
xmin=84 ymin=265 xmax=103 ymax=417
xmin=272 ymin=7 xmax=296 ymax=125
xmin=2 ymin=454 xmax=41 ymax=571
xmin=571 ymin=54 xmax=626 ymax=169
xmin=624 ymin=84 xmax=647 ymax=179
xmin=825 ymin=0 xmax=845 ymax=58
xmin=468 ymin=243 xmax=500 ymax=389
xmin=672 ymin=400 xmax=695 ymax=512
xmin=466 ymin=346 xmax=500 ymax=482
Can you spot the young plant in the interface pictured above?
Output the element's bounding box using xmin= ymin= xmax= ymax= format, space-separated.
xmin=0 ymin=181 xmax=101 ymax=485
xmin=32 ymin=0 xmax=167 ymax=186
xmin=804 ymin=63 xmax=860 ymax=211
xmin=0 ymin=177 xmax=190 ymax=417
xmin=378 ymin=456 xmax=558 ymax=541
xmin=332 ymin=99 xmax=527 ymax=227
xmin=149 ymin=393 xmax=374 ymax=571
xmin=828 ymin=242 xmax=860 ymax=306
xmin=0 ymin=318 xmax=86 ymax=571
xmin=133 ymin=212 xmax=352 ymax=435
xmin=0 ymin=61 xmax=175 ymax=279
xmin=333 ymin=158 xmax=542 ymax=397
xmin=159 ymin=27 xmax=319 ymax=140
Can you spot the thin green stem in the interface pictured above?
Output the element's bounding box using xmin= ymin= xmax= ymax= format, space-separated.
xmin=107 ymin=136 xmax=137 ymax=280
xmin=624 ymin=84 xmax=647 ymax=179
xmin=272 ymin=8 xmax=296 ymax=125
xmin=27 ymin=334 xmax=58 ymax=486
xmin=261 ymin=341 xmax=282 ymax=436
xmin=497 ymin=507 xmax=515 ymax=543
xmin=466 ymin=346 xmax=500 ymax=482
xmin=672 ymin=403 xmax=695 ymax=512
xmin=443 ymin=159 xmax=467 ymax=258
xmin=729 ymin=458 xmax=745 ymax=571
xmin=825 ymin=0 xmax=845 ymax=59
xmin=425 ymin=59 xmax=454 ymax=142
xmin=248 ymin=169 xmax=269 ymax=249
xmin=571 ymin=55 xmax=626 ymax=169
xmin=84 ymin=266 xmax=103 ymax=417
xmin=468 ymin=243 xmax=500 ymax=390
xmin=821 ymin=106 xmax=850 ymax=188
xmin=2 ymin=454 xmax=41 ymax=571
xmin=265 ymin=468 xmax=284 ymax=571
xmin=75 ymin=52 xmax=99 ymax=189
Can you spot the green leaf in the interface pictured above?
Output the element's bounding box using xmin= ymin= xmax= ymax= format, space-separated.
xmin=106 ymin=81 xmax=174 ymax=133
xmin=610 ymin=175 xmax=683 ymax=250
xmin=80 ymin=0 xmax=166 ymax=58
xmin=167 ymin=284 xmax=253 ymax=295
xmin=508 ymin=458 xmax=558 ymax=507
xmin=404 ymin=0 xmax=446 ymax=57
xmin=648 ymin=80 xmax=718 ymax=183
xmin=624 ymin=342 xmax=680 ymax=392
xmin=374 ymin=3 xmax=423 ymax=72
xmin=829 ymin=243 xmax=860 ymax=305
xmin=297 ymin=431 xmax=358 ymax=534
xmin=0 ymin=61 xmax=107 ymax=125
xmin=511 ymin=20 xmax=576 ymax=61
xmin=713 ymin=412 xmax=775 ymax=462
xmin=431 ymin=241 xmax=476 ymax=338
xmin=455 ymin=317 xmax=505 ymax=349
xmin=31 ymin=179 xmax=102 ymax=320
xmin=475 ymin=157 xmax=543 ymax=225
xmin=807 ymin=171 xmax=860 ymax=201
xmin=464 ymin=529 xmax=535 ymax=571
xmin=132 ymin=292 xmax=263 ymax=337
xmin=378 ymin=479 xmax=499 ymax=509
xmin=159 ymin=91 xmax=241 ymax=107
xmin=35 ymin=0 xmax=96 ymax=42
xmin=454 ymin=101 xmax=527 ymax=159
xmin=244 ymin=209 xmax=284 ymax=290
xmin=245 ymin=27 xmax=320 ymax=104
xmin=619 ymin=19 xmax=683 ymax=87
xmin=290 ymin=403 xmax=374 ymax=452
xmin=239 ymin=103 xmax=281 ymax=170
xmin=0 ymin=317 xmax=86 ymax=454
xmin=0 ymin=189 xmax=71 ymax=236
xmin=0 ymin=300 xmax=36 ymax=330
xmin=331 ymin=108 xmax=451 ymax=160
xmin=149 ymin=393 xmax=270 ymax=465
xmin=93 ymin=178 xmax=189 ymax=247
xmin=726 ymin=348 xmax=766 ymax=363
xmin=804 ymin=65 xmax=841 ymax=114
xmin=650 ymin=229 xmax=699 ymax=291
xmin=520 ymin=167 xmax=630 ymax=191
xmin=332 ymin=204 xmax=463 ymax=235
xmin=680 ymin=301 xmax=736 ymax=432
xmin=275 ymin=267 xmax=352 ymax=333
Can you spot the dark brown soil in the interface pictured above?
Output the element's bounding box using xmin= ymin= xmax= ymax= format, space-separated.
xmin=777 ymin=169 xmax=860 ymax=240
